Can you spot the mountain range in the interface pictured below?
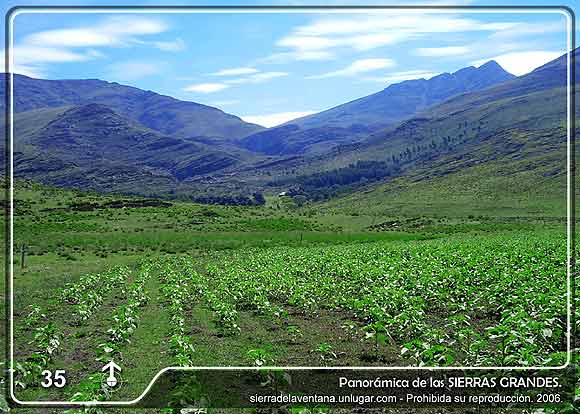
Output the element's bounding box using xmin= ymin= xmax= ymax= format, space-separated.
xmin=0 ymin=74 xmax=263 ymax=141
xmin=2 ymin=49 xmax=574 ymax=204
xmin=238 ymin=60 xmax=515 ymax=156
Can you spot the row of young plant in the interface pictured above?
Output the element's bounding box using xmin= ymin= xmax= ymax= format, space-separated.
xmin=66 ymin=261 xmax=153 ymax=410
xmin=15 ymin=266 xmax=131 ymax=389
xmin=14 ymin=317 xmax=62 ymax=389
xmin=61 ymin=267 xmax=131 ymax=324
xmin=202 ymin=261 xmax=289 ymax=335
xmin=155 ymin=257 xmax=214 ymax=410
xmin=157 ymin=257 xmax=200 ymax=366
xmin=198 ymin=232 xmax=567 ymax=366
xmin=95 ymin=260 xmax=152 ymax=363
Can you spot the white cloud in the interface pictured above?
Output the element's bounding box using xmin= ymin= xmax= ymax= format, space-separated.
xmin=226 ymin=71 xmax=289 ymax=85
xmin=247 ymin=71 xmax=288 ymax=82
xmin=24 ymin=16 xmax=168 ymax=48
xmin=211 ymin=67 xmax=259 ymax=76
xmin=472 ymin=50 xmax=562 ymax=76
xmin=277 ymin=35 xmax=338 ymax=51
xmin=9 ymin=45 xmax=91 ymax=77
xmin=103 ymin=16 xmax=168 ymax=37
xmin=184 ymin=83 xmax=230 ymax=93
xmin=13 ymin=45 xmax=89 ymax=64
xmin=150 ymin=38 xmax=186 ymax=52
xmin=13 ymin=65 xmax=44 ymax=78
xmin=254 ymin=71 xmax=287 ymax=80
xmin=241 ymin=111 xmax=317 ymax=128
xmin=276 ymin=32 xmax=405 ymax=53
xmin=184 ymin=70 xmax=287 ymax=94
xmin=365 ymin=70 xmax=441 ymax=84
xmin=25 ymin=29 xmax=118 ymax=48
xmin=86 ymin=49 xmax=107 ymax=59
xmin=293 ymin=15 xmax=518 ymax=37
xmin=10 ymin=16 xmax=174 ymax=79
xmin=0 ymin=53 xmax=43 ymax=78
xmin=258 ymin=50 xmax=335 ymax=64
xmin=309 ymin=58 xmax=395 ymax=79
xmin=489 ymin=21 xmax=564 ymax=40
xmin=347 ymin=33 xmax=407 ymax=51
xmin=105 ymin=61 xmax=166 ymax=81
xmin=415 ymin=46 xmax=470 ymax=57
xmin=270 ymin=13 xmax=540 ymax=63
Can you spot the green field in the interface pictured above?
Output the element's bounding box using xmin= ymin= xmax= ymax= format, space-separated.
xmin=4 ymin=176 xmax=573 ymax=406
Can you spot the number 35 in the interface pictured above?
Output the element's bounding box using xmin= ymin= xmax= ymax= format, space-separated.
xmin=41 ymin=370 xmax=66 ymax=388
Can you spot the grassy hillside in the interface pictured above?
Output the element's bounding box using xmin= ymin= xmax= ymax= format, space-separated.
xmin=319 ymin=148 xmax=568 ymax=219
xmin=3 ymin=103 xmax=270 ymax=197
xmin=232 ymin=51 xmax=572 ymax=207
xmin=3 ymin=51 xmax=573 ymax=204
xmin=316 ymin=127 xmax=570 ymax=219
xmin=6 ymin=176 xmax=571 ymax=406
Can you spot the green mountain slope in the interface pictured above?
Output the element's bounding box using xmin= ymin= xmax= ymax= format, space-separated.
xmin=320 ymin=127 xmax=569 ymax=218
xmin=263 ymin=49 xmax=573 ymax=214
xmin=10 ymin=103 xmax=258 ymax=195
xmin=2 ymin=49 xmax=573 ymax=207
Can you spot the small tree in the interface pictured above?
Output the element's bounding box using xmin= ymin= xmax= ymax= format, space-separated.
xmin=292 ymin=195 xmax=307 ymax=207
xmin=253 ymin=192 xmax=266 ymax=205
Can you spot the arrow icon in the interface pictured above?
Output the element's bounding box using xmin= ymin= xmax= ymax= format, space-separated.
xmin=102 ymin=360 xmax=121 ymax=387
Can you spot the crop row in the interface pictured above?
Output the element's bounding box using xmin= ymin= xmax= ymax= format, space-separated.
xmin=96 ymin=261 xmax=152 ymax=362
xmin=14 ymin=320 xmax=61 ymax=389
xmin=61 ymin=267 xmax=130 ymax=324
xmin=202 ymin=260 xmax=288 ymax=335
xmin=199 ymin=232 xmax=567 ymax=366
xmin=157 ymin=257 xmax=200 ymax=366
xmin=66 ymin=261 xmax=152 ymax=409
xmin=155 ymin=258 xmax=214 ymax=410
xmin=15 ymin=268 xmax=130 ymax=389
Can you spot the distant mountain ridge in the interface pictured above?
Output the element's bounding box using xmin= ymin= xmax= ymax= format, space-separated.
xmin=0 ymin=73 xmax=264 ymax=140
xmin=238 ymin=60 xmax=516 ymax=156
xmin=261 ymin=49 xmax=574 ymax=201
xmin=291 ymin=60 xmax=516 ymax=130
xmin=5 ymin=50 xmax=574 ymax=202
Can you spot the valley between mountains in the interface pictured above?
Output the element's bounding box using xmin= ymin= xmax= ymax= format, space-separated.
xmin=6 ymin=48 xmax=576 ymax=405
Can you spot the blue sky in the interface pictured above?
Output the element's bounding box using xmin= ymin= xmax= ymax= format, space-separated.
xmin=4 ymin=1 xmax=573 ymax=127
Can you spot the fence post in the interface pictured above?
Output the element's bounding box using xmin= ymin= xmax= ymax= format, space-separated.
xmin=20 ymin=243 xmax=27 ymax=269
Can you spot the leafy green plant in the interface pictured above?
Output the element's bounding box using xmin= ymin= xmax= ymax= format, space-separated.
xmin=313 ymin=343 xmax=338 ymax=362
xmin=362 ymin=320 xmax=390 ymax=356
xmin=247 ymin=348 xmax=274 ymax=367
xmin=286 ymin=325 xmax=303 ymax=343
xmin=23 ymin=305 xmax=45 ymax=329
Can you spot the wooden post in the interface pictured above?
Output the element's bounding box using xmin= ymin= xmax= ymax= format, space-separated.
xmin=20 ymin=243 xmax=27 ymax=269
